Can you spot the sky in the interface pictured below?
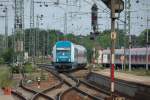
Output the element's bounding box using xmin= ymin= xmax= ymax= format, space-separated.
xmin=0 ymin=0 xmax=149 ymax=36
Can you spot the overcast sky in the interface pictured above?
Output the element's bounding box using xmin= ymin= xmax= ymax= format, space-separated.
xmin=0 ymin=0 xmax=149 ymax=36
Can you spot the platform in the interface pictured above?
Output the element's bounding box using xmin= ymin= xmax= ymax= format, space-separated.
xmin=87 ymin=69 xmax=150 ymax=99
xmin=0 ymin=95 xmax=14 ymax=100
xmin=92 ymin=69 xmax=150 ymax=86
xmin=0 ymin=89 xmax=3 ymax=95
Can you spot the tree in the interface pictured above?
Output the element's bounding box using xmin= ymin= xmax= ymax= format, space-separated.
xmin=137 ymin=29 xmax=150 ymax=47
xmin=2 ymin=48 xmax=15 ymax=64
xmin=0 ymin=35 xmax=4 ymax=55
xmin=96 ymin=29 xmax=126 ymax=49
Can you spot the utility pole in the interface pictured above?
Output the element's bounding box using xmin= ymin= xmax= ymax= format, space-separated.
xmin=12 ymin=28 xmax=15 ymax=64
xmin=14 ymin=0 xmax=24 ymax=66
xmin=0 ymin=14 xmax=5 ymax=52
xmin=0 ymin=4 xmax=8 ymax=49
xmin=123 ymin=0 xmax=128 ymax=71
xmin=145 ymin=2 xmax=149 ymax=70
xmin=110 ymin=0 xmax=116 ymax=97
xmin=30 ymin=0 xmax=35 ymax=62
xmin=146 ymin=16 xmax=149 ymax=70
xmin=91 ymin=3 xmax=98 ymax=70
xmin=125 ymin=0 xmax=131 ymax=71
xmin=101 ymin=0 xmax=124 ymax=98
xmin=36 ymin=15 xmax=39 ymax=58
xmin=4 ymin=6 xmax=8 ymax=49
xmin=35 ymin=14 xmax=43 ymax=60
xmin=47 ymin=25 xmax=49 ymax=57
xmin=64 ymin=12 xmax=67 ymax=39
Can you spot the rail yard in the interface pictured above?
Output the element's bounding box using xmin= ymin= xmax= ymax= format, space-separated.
xmin=0 ymin=0 xmax=150 ymax=100
xmin=0 ymin=64 xmax=148 ymax=100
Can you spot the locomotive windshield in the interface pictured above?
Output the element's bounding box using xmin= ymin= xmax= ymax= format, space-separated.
xmin=57 ymin=50 xmax=70 ymax=53
xmin=56 ymin=48 xmax=71 ymax=55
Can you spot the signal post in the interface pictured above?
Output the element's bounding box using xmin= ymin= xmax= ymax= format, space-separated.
xmin=101 ymin=0 xmax=124 ymax=98
xmin=90 ymin=0 xmax=124 ymax=98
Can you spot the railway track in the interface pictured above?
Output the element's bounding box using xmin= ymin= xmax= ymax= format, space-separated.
xmin=11 ymin=79 xmax=36 ymax=100
xmin=17 ymin=79 xmax=54 ymax=100
xmin=11 ymin=90 xmax=27 ymax=100
xmin=61 ymin=73 xmax=110 ymax=100
xmin=12 ymin=64 xmax=129 ymax=100
xmin=11 ymin=72 xmax=54 ymax=100
xmin=41 ymin=65 xmax=112 ymax=100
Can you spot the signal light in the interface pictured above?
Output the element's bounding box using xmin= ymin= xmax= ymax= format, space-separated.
xmin=94 ymin=32 xmax=100 ymax=35
xmin=91 ymin=3 xmax=98 ymax=32
xmin=90 ymin=32 xmax=95 ymax=40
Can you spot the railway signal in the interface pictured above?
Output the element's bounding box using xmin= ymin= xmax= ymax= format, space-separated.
xmin=101 ymin=0 xmax=124 ymax=13
xmin=91 ymin=3 xmax=98 ymax=32
xmin=90 ymin=3 xmax=99 ymax=40
xmin=101 ymin=0 xmax=124 ymax=98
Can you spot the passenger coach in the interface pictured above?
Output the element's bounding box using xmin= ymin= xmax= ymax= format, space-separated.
xmin=98 ymin=48 xmax=150 ymax=67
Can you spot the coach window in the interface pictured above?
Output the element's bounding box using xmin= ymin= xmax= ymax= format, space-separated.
xmin=135 ymin=55 xmax=137 ymax=61
xmin=131 ymin=55 xmax=133 ymax=61
xmin=139 ymin=55 xmax=142 ymax=62
xmin=133 ymin=55 xmax=135 ymax=62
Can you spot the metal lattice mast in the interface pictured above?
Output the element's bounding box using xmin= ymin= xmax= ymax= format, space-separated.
xmin=123 ymin=0 xmax=127 ymax=70
xmin=145 ymin=2 xmax=149 ymax=70
xmin=14 ymin=0 xmax=24 ymax=65
xmin=125 ymin=0 xmax=131 ymax=71
xmin=36 ymin=15 xmax=39 ymax=57
xmin=146 ymin=16 xmax=149 ymax=70
xmin=5 ymin=6 xmax=8 ymax=49
xmin=30 ymin=0 xmax=35 ymax=59
xmin=0 ymin=0 xmax=9 ymax=50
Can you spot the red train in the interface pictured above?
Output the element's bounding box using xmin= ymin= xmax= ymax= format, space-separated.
xmin=97 ymin=47 xmax=150 ymax=67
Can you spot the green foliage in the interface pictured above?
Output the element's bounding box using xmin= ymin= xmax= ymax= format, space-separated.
xmin=97 ymin=32 xmax=111 ymax=48
xmin=137 ymin=29 xmax=150 ymax=47
xmin=75 ymin=36 xmax=95 ymax=62
xmin=0 ymin=67 xmax=12 ymax=87
xmin=96 ymin=29 xmax=126 ymax=49
xmin=4 ymin=28 xmax=148 ymax=64
xmin=2 ymin=48 xmax=15 ymax=64
xmin=0 ymin=58 xmax=4 ymax=64
xmin=22 ymin=28 xmax=128 ymax=61
xmin=122 ymin=68 xmax=150 ymax=76
xmin=10 ymin=65 xmax=20 ymax=73
xmin=24 ymin=63 xmax=33 ymax=73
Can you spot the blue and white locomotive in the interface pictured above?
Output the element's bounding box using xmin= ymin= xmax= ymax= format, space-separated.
xmin=52 ymin=41 xmax=87 ymax=70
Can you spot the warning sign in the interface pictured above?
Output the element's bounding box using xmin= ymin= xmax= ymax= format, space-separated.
xmin=111 ymin=32 xmax=116 ymax=40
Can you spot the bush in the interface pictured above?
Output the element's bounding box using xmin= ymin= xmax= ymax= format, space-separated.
xmin=2 ymin=48 xmax=15 ymax=64
xmin=24 ymin=63 xmax=33 ymax=73
xmin=0 ymin=67 xmax=12 ymax=87
xmin=0 ymin=58 xmax=4 ymax=64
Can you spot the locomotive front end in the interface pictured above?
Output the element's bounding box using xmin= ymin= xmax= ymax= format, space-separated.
xmin=54 ymin=41 xmax=72 ymax=70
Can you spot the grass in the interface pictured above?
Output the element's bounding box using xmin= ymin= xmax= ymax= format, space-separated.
xmin=24 ymin=63 xmax=34 ymax=73
xmin=86 ymin=64 xmax=106 ymax=71
xmin=0 ymin=65 xmax=15 ymax=88
xmin=89 ymin=64 xmax=150 ymax=76
xmin=120 ymin=68 xmax=150 ymax=76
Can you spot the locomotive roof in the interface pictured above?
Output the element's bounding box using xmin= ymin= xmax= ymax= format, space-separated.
xmin=56 ymin=41 xmax=72 ymax=47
